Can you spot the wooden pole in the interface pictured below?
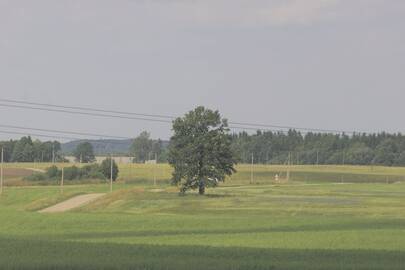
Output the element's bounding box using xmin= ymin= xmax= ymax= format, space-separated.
xmin=110 ymin=155 xmax=113 ymax=193
xmin=342 ymin=150 xmax=345 ymax=165
xmin=154 ymin=153 xmax=157 ymax=186
xmin=250 ymin=153 xmax=254 ymax=184
xmin=0 ymin=147 xmax=3 ymax=195
xmin=52 ymin=144 xmax=55 ymax=164
xmin=287 ymin=152 xmax=290 ymax=182
xmin=60 ymin=167 xmax=64 ymax=194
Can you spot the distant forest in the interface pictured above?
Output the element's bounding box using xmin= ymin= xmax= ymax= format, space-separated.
xmin=232 ymin=130 xmax=405 ymax=166
xmin=0 ymin=137 xmax=61 ymax=162
xmin=2 ymin=130 xmax=405 ymax=166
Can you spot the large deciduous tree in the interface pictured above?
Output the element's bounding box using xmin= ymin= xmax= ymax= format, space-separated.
xmin=168 ymin=106 xmax=237 ymax=195
xmin=11 ymin=136 xmax=34 ymax=162
xmin=73 ymin=142 xmax=95 ymax=163
xmin=130 ymin=131 xmax=153 ymax=163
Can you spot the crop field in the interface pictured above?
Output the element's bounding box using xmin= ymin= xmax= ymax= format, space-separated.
xmin=1 ymin=164 xmax=405 ymax=269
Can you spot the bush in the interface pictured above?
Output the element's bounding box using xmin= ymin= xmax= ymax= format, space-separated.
xmin=46 ymin=165 xmax=60 ymax=179
xmin=63 ymin=166 xmax=79 ymax=180
xmin=79 ymin=164 xmax=104 ymax=179
xmin=25 ymin=173 xmax=47 ymax=181
xmin=25 ymin=163 xmax=113 ymax=182
xmin=100 ymin=158 xmax=119 ymax=181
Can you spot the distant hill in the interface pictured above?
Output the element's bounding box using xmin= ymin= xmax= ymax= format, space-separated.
xmin=61 ymin=139 xmax=133 ymax=155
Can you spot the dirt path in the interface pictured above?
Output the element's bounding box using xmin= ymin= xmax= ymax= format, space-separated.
xmin=39 ymin=193 xmax=106 ymax=213
xmin=27 ymin=168 xmax=46 ymax=173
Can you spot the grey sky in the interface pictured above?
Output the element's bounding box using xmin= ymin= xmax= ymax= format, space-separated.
xmin=1 ymin=0 xmax=404 ymax=141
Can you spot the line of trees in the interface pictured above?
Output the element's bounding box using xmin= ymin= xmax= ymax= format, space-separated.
xmin=0 ymin=137 xmax=62 ymax=162
xmin=130 ymin=130 xmax=405 ymax=167
xmin=5 ymin=130 xmax=405 ymax=167
xmin=231 ymin=130 xmax=405 ymax=166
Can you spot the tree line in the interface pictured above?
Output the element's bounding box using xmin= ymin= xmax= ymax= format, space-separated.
xmin=130 ymin=129 xmax=405 ymax=167
xmin=231 ymin=130 xmax=405 ymax=166
xmin=4 ymin=130 xmax=405 ymax=167
xmin=0 ymin=137 xmax=62 ymax=162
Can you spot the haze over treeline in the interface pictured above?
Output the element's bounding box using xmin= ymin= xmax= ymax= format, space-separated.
xmin=3 ymin=130 xmax=405 ymax=166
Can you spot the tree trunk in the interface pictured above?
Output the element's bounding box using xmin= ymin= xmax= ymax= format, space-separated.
xmin=198 ymin=179 xmax=205 ymax=195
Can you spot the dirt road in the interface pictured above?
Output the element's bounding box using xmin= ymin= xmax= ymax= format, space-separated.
xmin=39 ymin=193 xmax=105 ymax=213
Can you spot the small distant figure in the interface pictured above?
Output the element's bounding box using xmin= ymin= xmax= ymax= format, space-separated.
xmin=275 ymin=174 xmax=279 ymax=182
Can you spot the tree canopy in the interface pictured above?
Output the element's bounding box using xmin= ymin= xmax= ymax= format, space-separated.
xmin=130 ymin=131 xmax=153 ymax=163
xmin=168 ymin=107 xmax=237 ymax=195
xmin=130 ymin=131 xmax=165 ymax=163
xmin=73 ymin=142 xmax=95 ymax=163
xmin=100 ymin=158 xmax=119 ymax=181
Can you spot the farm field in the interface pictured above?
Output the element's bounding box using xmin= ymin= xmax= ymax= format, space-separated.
xmin=1 ymin=164 xmax=405 ymax=269
xmin=3 ymin=163 xmax=405 ymax=186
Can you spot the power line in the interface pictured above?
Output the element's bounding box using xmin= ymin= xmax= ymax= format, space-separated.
xmin=0 ymin=129 xmax=134 ymax=147
xmin=0 ymin=123 xmax=293 ymax=142
xmin=0 ymin=103 xmax=295 ymax=134
xmin=0 ymin=98 xmax=175 ymax=119
xmin=0 ymin=123 xmax=368 ymax=147
xmin=0 ymin=103 xmax=173 ymax=124
xmin=0 ymin=124 xmax=132 ymax=140
xmin=0 ymin=98 xmax=368 ymax=134
xmin=0 ymin=130 xmax=80 ymax=141
xmin=0 ymin=122 xmax=311 ymax=145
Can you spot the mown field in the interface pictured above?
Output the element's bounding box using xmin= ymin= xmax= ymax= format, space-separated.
xmin=1 ymin=164 xmax=405 ymax=269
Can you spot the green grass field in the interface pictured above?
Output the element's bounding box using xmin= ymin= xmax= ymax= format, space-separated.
xmin=1 ymin=164 xmax=405 ymax=269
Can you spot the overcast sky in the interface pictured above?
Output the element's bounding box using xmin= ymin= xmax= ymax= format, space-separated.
xmin=1 ymin=0 xmax=404 ymax=141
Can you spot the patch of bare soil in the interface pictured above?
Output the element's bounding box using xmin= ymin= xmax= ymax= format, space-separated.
xmin=39 ymin=193 xmax=106 ymax=213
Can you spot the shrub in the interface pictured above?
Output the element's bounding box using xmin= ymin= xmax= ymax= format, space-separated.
xmin=100 ymin=158 xmax=119 ymax=181
xmin=63 ymin=166 xmax=79 ymax=180
xmin=79 ymin=164 xmax=104 ymax=179
xmin=46 ymin=165 xmax=60 ymax=179
xmin=26 ymin=164 xmax=111 ymax=182
xmin=25 ymin=173 xmax=47 ymax=181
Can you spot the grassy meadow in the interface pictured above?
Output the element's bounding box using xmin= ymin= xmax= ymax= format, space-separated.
xmin=1 ymin=164 xmax=405 ymax=269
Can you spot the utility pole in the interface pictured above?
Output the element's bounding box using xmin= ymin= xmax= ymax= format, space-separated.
xmin=52 ymin=144 xmax=55 ymax=164
xmin=60 ymin=167 xmax=64 ymax=194
xmin=153 ymin=153 xmax=157 ymax=186
xmin=342 ymin=150 xmax=345 ymax=165
xmin=250 ymin=153 xmax=254 ymax=184
xmin=316 ymin=150 xmax=319 ymax=166
xmin=110 ymin=154 xmax=113 ymax=193
xmin=286 ymin=152 xmax=291 ymax=182
xmin=0 ymin=148 xmax=3 ymax=196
